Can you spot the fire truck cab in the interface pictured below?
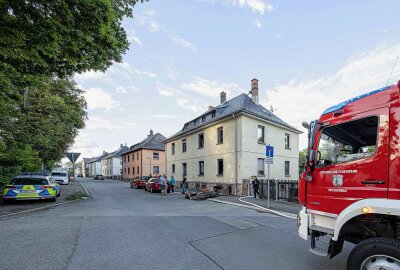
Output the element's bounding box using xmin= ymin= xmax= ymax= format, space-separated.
xmin=298 ymin=81 xmax=400 ymax=270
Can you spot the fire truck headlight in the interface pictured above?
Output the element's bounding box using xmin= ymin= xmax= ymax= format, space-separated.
xmin=362 ymin=207 xmax=370 ymax=214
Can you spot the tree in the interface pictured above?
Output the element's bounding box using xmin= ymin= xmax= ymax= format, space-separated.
xmin=299 ymin=148 xmax=308 ymax=175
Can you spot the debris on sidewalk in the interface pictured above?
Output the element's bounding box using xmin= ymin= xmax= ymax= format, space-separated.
xmin=185 ymin=188 xmax=218 ymax=200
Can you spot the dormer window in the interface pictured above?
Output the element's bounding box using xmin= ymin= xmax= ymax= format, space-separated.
xmin=211 ymin=111 xmax=216 ymax=118
xmin=202 ymin=116 xmax=206 ymax=122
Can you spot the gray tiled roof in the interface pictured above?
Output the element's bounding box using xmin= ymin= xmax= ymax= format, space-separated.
xmin=106 ymin=145 xmax=130 ymax=159
xmin=166 ymin=93 xmax=301 ymax=141
xmin=125 ymin=133 xmax=166 ymax=154
xmin=90 ymin=152 xmax=108 ymax=163
xmin=83 ymin=158 xmax=92 ymax=164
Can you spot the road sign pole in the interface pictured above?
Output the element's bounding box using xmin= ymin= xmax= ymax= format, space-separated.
xmin=72 ymin=153 xmax=76 ymax=193
xmin=267 ymin=163 xmax=270 ymax=208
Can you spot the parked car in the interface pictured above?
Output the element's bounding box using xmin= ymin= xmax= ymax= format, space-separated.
xmin=130 ymin=176 xmax=150 ymax=189
xmin=94 ymin=175 xmax=104 ymax=180
xmin=2 ymin=175 xmax=60 ymax=203
xmin=145 ymin=177 xmax=171 ymax=193
xmin=50 ymin=171 xmax=69 ymax=185
xmin=77 ymin=174 xmax=83 ymax=177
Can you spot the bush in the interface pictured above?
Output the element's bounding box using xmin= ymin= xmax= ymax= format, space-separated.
xmin=65 ymin=191 xmax=88 ymax=201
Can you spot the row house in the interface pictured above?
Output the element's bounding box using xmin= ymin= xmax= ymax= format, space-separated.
xmin=164 ymin=79 xmax=302 ymax=195
xmin=102 ymin=144 xmax=130 ymax=178
xmin=89 ymin=151 xmax=108 ymax=177
xmin=122 ymin=130 xmax=166 ymax=180
xmin=82 ymin=158 xmax=92 ymax=177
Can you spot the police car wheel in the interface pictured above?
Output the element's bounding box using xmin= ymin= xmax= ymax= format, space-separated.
xmin=57 ymin=192 xmax=61 ymax=197
xmin=347 ymin=238 xmax=400 ymax=270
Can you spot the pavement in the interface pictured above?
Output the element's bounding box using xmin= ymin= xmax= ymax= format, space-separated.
xmin=0 ymin=179 xmax=86 ymax=216
xmin=0 ymin=178 xmax=349 ymax=270
xmin=211 ymin=195 xmax=302 ymax=215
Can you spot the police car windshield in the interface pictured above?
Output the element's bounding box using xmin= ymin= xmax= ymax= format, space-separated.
xmin=11 ymin=178 xmax=49 ymax=185
xmin=51 ymin=172 xmax=67 ymax=176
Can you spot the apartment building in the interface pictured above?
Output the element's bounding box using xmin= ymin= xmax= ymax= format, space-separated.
xmin=89 ymin=151 xmax=108 ymax=176
xmin=102 ymin=144 xmax=129 ymax=178
xmin=165 ymin=79 xmax=302 ymax=195
xmin=122 ymin=130 xmax=166 ymax=180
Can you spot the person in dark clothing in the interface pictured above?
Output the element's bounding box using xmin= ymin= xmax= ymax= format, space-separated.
xmin=182 ymin=177 xmax=187 ymax=194
xmin=252 ymin=177 xmax=260 ymax=198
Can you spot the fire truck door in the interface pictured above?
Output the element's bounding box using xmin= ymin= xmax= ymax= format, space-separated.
xmin=306 ymin=107 xmax=389 ymax=215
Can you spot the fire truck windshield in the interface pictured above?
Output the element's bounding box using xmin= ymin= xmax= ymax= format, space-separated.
xmin=316 ymin=116 xmax=378 ymax=167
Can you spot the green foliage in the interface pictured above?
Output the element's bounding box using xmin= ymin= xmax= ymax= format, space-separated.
xmin=0 ymin=0 xmax=146 ymax=173
xmin=66 ymin=191 xmax=88 ymax=201
xmin=299 ymin=148 xmax=308 ymax=175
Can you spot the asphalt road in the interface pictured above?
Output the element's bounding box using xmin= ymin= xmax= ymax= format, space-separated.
xmin=0 ymin=179 xmax=349 ymax=270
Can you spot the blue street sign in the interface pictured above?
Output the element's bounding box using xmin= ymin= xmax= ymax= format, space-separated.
xmin=266 ymin=145 xmax=274 ymax=157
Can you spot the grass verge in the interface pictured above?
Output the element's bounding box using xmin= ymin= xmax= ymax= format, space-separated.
xmin=66 ymin=191 xmax=88 ymax=201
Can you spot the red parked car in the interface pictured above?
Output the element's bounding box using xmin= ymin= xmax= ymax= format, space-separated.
xmin=145 ymin=177 xmax=171 ymax=193
xmin=130 ymin=176 xmax=150 ymax=189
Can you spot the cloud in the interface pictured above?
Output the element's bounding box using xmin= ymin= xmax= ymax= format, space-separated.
xmin=151 ymin=114 xmax=177 ymax=118
xmin=169 ymin=34 xmax=198 ymax=52
xmin=84 ymin=88 xmax=120 ymax=111
xmin=116 ymin=86 xmax=127 ymax=94
xmin=203 ymin=0 xmax=274 ymax=15
xmin=136 ymin=10 xmax=198 ymax=52
xmin=181 ymin=77 xmax=245 ymax=98
xmin=74 ymin=70 xmax=114 ymax=84
xmin=252 ymin=18 xmax=262 ymax=28
xmin=176 ymin=98 xmax=206 ymax=114
xmin=262 ymin=43 xmax=400 ymax=149
xmin=86 ymin=116 xmax=137 ymax=130
xmin=127 ymin=30 xmax=143 ymax=46
xmin=156 ymin=82 xmax=175 ymax=96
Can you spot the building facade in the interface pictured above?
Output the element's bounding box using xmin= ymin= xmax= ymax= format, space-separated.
xmin=102 ymin=144 xmax=129 ymax=178
xmin=89 ymin=151 xmax=108 ymax=177
xmin=165 ymin=79 xmax=301 ymax=195
xmin=122 ymin=131 xmax=166 ymax=180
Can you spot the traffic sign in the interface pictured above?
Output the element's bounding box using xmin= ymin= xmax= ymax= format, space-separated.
xmin=65 ymin=152 xmax=81 ymax=164
xmin=266 ymin=145 xmax=274 ymax=157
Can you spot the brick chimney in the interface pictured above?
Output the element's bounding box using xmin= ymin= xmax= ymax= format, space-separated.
xmin=251 ymin=78 xmax=259 ymax=104
xmin=208 ymin=105 xmax=214 ymax=111
xmin=149 ymin=129 xmax=153 ymax=136
xmin=220 ymin=91 xmax=226 ymax=104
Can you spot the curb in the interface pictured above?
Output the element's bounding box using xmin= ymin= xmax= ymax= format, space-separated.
xmin=208 ymin=198 xmax=297 ymax=219
xmin=77 ymin=180 xmax=92 ymax=198
xmin=0 ymin=181 xmax=91 ymax=220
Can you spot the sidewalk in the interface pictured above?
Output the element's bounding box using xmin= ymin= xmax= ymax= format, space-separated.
xmin=212 ymin=195 xmax=301 ymax=215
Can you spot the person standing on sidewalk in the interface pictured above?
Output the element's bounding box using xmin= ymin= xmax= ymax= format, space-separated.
xmin=169 ymin=176 xmax=175 ymax=194
xmin=181 ymin=177 xmax=187 ymax=194
xmin=160 ymin=175 xmax=167 ymax=196
xmin=252 ymin=177 xmax=260 ymax=199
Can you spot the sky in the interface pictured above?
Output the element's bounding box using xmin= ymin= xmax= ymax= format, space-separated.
xmin=70 ymin=0 xmax=400 ymax=162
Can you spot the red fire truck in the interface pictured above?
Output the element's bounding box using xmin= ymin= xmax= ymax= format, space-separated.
xmin=298 ymin=81 xmax=400 ymax=269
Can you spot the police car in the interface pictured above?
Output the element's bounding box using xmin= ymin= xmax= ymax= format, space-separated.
xmin=2 ymin=174 xmax=61 ymax=203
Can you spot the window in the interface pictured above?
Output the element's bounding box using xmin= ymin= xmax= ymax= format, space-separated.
xmin=182 ymin=163 xmax=187 ymax=176
xmin=124 ymin=156 xmax=126 ymax=163
xmin=258 ymin=158 xmax=265 ymax=176
xmin=285 ymin=133 xmax=290 ymax=149
xmin=258 ymin=125 xmax=265 ymax=143
xmin=172 ymin=143 xmax=175 ymax=155
xmin=285 ymin=161 xmax=290 ymax=176
xmin=153 ymin=152 xmax=159 ymax=160
xmin=199 ymin=161 xmax=204 ymax=176
xmin=211 ymin=111 xmax=216 ymax=118
xmin=202 ymin=116 xmax=206 ymax=122
xmin=127 ymin=155 xmax=130 ymax=162
xmin=133 ymin=167 xmax=135 ymax=175
xmin=317 ymin=116 xmax=378 ymax=167
xmin=133 ymin=154 xmax=135 ymax=161
xmin=172 ymin=164 xmax=175 ymax=173
xmin=198 ymin=133 xmax=204 ymax=148
xmin=153 ymin=166 xmax=159 ymax=174
xmin=182 ymin=139 xmax=187 ymax=152
xmin=217 ymin=159 xmax=223 ymax=175
xmin=124 ymin=168 xmax=126 ymax=173
xmin=217 ymin=127 xmax=224 ymax=144
xmin=137 ymin=153 xmax=139 ymax=160
xmin=137 ymin=166 xmax=139 ymax=175
xmin=128 ymin=167 xmax=130 ymax=174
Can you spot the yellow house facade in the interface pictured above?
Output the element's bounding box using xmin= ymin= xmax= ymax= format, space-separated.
xmin=164 ymin=79 xmax=302 ymax=195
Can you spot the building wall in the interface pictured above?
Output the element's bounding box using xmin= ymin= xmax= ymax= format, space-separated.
xmin=240 ymin=115 xmax=300 ymax=181
xmin=122 ymin=150 xmax=165 ymax=180
xmin=166 ymin=117 xmax=239 ymax=187
xmin=112 ymin=157 xmax=122 ymax=176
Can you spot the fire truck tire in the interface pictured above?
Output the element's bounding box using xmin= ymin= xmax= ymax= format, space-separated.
xmin=347 ymin=237 xmax=400 ymax=270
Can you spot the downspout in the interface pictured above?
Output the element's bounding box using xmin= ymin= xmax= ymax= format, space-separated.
xmin=233 ymin=113 xmax=238 ymax=195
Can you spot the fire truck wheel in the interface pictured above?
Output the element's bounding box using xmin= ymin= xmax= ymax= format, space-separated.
xmin=347 ymin=237 xmax=400 ymax=270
